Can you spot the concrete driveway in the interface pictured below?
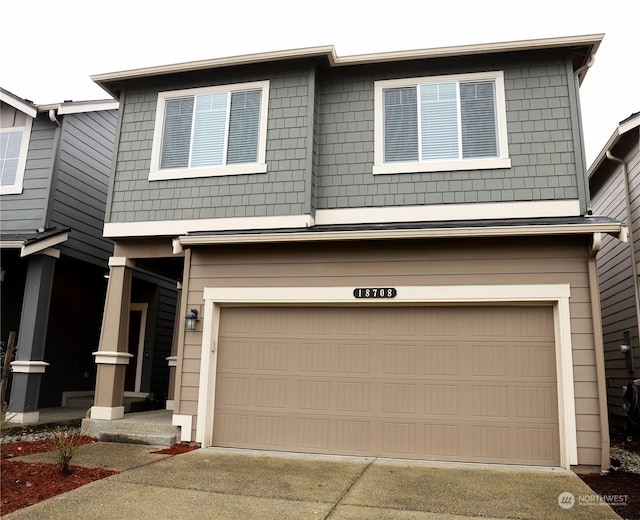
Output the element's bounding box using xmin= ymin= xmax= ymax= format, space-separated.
xmin=6 ymin=443 xmax=620 ymax=519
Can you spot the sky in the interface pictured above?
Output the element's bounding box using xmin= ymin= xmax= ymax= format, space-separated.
xmin=2 ymin=0 xmax=637 ymax=166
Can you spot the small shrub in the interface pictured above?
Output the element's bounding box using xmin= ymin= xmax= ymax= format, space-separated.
xmin=48 ymin=427 xmax=85 ymax=475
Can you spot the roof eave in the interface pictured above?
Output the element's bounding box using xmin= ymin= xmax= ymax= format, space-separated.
xmin=177 ymin=221 xmax=624 ymax=248
xmin=92 ymin=34 xmax=604 ymax=99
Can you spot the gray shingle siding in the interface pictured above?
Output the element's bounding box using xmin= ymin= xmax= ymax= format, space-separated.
xmin=106 ymin=50 xmax=583 ymax=224
xmin=0 ymin=115 xmax=57 ymax=230
xmin=107 ymin=65 xmax=314 ymax=223
xmin=314 ymin=53 xmax=578 ymax=210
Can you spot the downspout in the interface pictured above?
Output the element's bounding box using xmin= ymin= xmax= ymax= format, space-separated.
xmin=573 ymin=55 xmax=595 ymax=215
xmin=43 ymin=107 xmax=62 ymax=229
xmin=588 ymin=233 xmax=611 ymax=472
xmin=606 ymin=150 xmax=640 ymax=352
xmin=48 ymin=109 xmax=61 ymax=127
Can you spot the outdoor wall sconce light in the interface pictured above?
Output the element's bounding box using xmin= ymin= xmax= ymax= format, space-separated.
xmin=185 ymin=309 xmax=199 ymax=331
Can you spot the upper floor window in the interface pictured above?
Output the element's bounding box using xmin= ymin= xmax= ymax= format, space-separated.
xmin=149 ymin=81 xmax=269 ymax=180
xmin=373 ymin=71 xmax=510 ymax=174
xmin=0 ymin=120 xmax=31 ymax=195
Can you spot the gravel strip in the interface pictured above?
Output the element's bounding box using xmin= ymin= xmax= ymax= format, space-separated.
xmin=611 ymin=446 xmax=640 ymax=474
xmin=1 ymin=425 xmax=81 ymax=444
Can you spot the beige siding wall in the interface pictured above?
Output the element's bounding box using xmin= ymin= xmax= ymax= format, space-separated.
xmin=591 ymin=136 xmax=640 ymax=424
xmin=178 ymin=235 xmax=601 ymax=465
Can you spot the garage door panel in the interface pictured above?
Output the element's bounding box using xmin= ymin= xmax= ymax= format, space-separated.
xmin=423 ymin=344 xmax=460 ymax=375
xmin=214 ymin=306 xmax=560 ymax=465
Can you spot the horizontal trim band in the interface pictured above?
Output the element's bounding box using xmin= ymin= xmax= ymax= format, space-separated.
xmin=10 ymin=361 xmax=49 ymax=373
xmin=108 ymin=256 xmax=136 ymax=268
xmin=203 ymin=284 xmax=571 ymax=304
xmin=316 ymin=200 xmax=581 ymax=226
xmin=104 ymin=200 xmax=583 ymax=239
xmin=104 ymin=214 xmax=314 ymax=238
xmin=92 ymin=351 xmax=134 ymax=365
xmin=6 ymin=412 xmax=40 ymax=424
xmin=90 ymin=406 xmax=125 ymax=420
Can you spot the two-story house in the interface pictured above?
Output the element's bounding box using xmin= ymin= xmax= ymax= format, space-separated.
xmin=588 ymin=112 xmax=640 ymax=428
xmin=1 ymin=89 xmax=177 ymax=423
xmin=87 ymin=34 xmax=623 ymax=472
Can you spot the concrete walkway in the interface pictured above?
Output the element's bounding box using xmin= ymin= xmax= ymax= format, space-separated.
xmin=5 ymin=443 xmax=621 ymax=519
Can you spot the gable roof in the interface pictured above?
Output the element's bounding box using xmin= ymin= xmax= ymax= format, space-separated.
xmin=92 ymin=34 xmax=604 ymax=99
xmin=588 ymin=111 xmax=640 ymax=183
xmin=0 ymin=88 xmax=37 ymax=118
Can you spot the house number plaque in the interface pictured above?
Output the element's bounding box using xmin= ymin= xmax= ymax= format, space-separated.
xmin=353 ymin=288 xmax=397 ymax=299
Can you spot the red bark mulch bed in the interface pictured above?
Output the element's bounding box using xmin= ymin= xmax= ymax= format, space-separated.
xmin=0 ymin=437 xmax=199 ymax=515
xmin=150 ymin=443 xmax=200 ymax=455
xmin=0 ymin=461 xmax=118 ymax=515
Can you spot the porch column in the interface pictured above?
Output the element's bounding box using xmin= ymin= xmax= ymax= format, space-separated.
xmin=8 ymin=251 xmax=57 ymax=423
xmin=90 ymin=257 xmax=134 ymax=420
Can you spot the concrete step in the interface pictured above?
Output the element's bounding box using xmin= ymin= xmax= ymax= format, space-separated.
xmin=82 ymin=410 xmax=178 ymax=447
xmin=65 ymin=395 xmax=150 ymax=412
xmin=64 ymin=396 xmax=95 ymax=409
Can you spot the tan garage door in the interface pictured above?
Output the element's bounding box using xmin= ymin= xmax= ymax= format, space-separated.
xmin=213 ymin=306 xmax=560 ymax=465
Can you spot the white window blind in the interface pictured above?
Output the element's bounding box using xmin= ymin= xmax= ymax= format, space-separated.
xmin=420 ymin=82 xmax=459 ymax=160
xmin=0 ymin=131 xmax=23 ymax=187
xmin=192 ymin=93 xmax=227 ymax=167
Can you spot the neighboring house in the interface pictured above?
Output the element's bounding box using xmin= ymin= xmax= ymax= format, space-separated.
xmin=87 ymin=34 xmax=623 ymax=472
xmin=0 ymin=89 xmax=177 ymax=422
xmin=588 ymin=112 xmax=640 ymax=428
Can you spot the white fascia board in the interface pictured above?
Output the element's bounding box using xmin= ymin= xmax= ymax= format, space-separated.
xmin=0 ymin=91 xmax=37 ymax=118
xmin=57 ymin=100 xmax=119 ymax=114
xmin=0 ymin=241 xmax=25 ymax=249
xmin=618 ymin=113 xmax=640 ymax=137
xmin=179 ymin=222 xmax=623 ymax=247
xmin=20 ymin=231 xmax=69 ymax=257
xmin=588 ymin=113 xmax=640 ymax=177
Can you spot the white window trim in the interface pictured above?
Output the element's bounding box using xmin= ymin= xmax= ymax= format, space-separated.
xmin=0 ymin=118 xmax=32 ymax=195
xmin=197 ymin=284 xmax=577 ymax=469
xmin=373 ymin=71 xmax=510 ymax=175
xmin=149 ymin=80 xmax=270 ymax=181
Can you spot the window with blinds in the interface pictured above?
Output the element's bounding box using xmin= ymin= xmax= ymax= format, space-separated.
xmin=374 ymin=71 xmax=509 ymax=174
xmin=150 ymin=81 xmax=269 ymax=180
xmin=384 ymin=80 xmax=497 ymax=163
xmin=0 ymin=131 xmax=23 ymax=187
xmin=0 ymin=123 xmax=31 ymax=195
